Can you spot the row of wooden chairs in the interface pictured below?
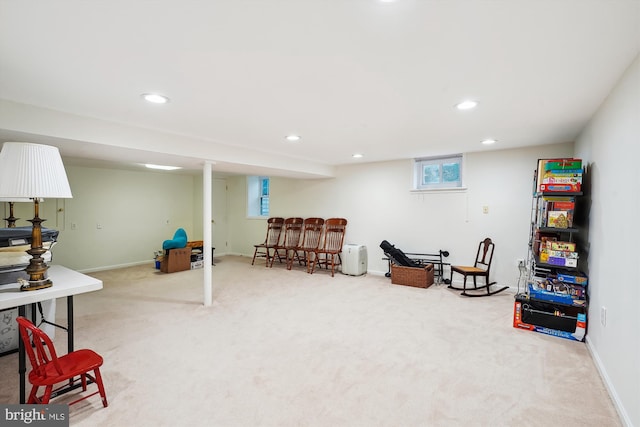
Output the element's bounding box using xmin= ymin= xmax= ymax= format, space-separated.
xmin=251 ymin=217 xmax=348 ymax=277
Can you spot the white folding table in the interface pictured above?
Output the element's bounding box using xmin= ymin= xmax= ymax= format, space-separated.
xmin=0 ymin=265 xmax=103 ymax=403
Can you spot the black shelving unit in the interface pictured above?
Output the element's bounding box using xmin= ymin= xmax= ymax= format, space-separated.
xmin=515 ymin=159 xmax=588 ymax=341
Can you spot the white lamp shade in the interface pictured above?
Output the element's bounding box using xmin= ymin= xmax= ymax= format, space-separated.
xmin=0 ymin=142 xmax=73 ymax=199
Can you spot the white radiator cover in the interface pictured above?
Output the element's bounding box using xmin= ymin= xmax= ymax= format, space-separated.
xmin=341 ymin=244 xmax=367 ymax=276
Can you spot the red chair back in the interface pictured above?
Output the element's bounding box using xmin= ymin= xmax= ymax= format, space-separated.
xmin=17 ymin=317 xmax=63 ymax=381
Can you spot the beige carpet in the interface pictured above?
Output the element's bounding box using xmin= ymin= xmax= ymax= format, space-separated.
xmin=0 ymin=256 xmax=620 ymax=427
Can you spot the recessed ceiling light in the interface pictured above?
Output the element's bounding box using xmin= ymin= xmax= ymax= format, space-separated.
xmin=456 ymin=100 xmax=478 ymax=110
xmin=141 ymin=93 xmax=170 ymax=104
xmin=144 ymin=164 xmax=181 ymax=170
xmin=352 ymin=153 xmax=364 ymax=159
xmin=285 ymin=135 xmax=301 ymax=142
xmin=481 ymin=139 xmax=497 ymax=145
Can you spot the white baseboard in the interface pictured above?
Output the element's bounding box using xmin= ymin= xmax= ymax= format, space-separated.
xmin=585 ymin=336 xmax=633 ymax=427
xmin=76 ymin=259 xmax=153 ymax=274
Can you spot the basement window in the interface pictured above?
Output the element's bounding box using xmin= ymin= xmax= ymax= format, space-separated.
xmin=413 ymin=154 xmax=464 ymax=191
xmin=247 ymin=176 xmax=270 ymax=217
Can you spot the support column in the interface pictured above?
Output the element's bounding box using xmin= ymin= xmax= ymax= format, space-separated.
xmin=203 ymin=161 xmax=214 ymax=306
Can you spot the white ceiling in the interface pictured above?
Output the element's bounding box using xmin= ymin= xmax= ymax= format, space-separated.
xmin=0 ymin=1 xmax=638 ymax=178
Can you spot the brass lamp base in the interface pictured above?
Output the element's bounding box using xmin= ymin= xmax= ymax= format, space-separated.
xmin=18 ymin=277 xmax=53 ymax=291
xmin=19 ymin=199 xmax=54 ymax=292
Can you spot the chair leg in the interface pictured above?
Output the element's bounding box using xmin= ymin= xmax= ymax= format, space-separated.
xmin=309 ymin=255 xmax=315 ymax=274
xmin=270 ymin=249 xmax=283 ymax=267
xmin=251 ymin=248 xmax=259 ymax=265
xmin=448 ymin=271 xmax=469 ymax=290
xmin=94 ymin=368 xmax=108 ymax=408
xmin=41 ymin=385 xmax=53 ymax=404
xmin=306 ymin=252 xmax=314 ymax=273
xmin=286 ymin=250 xmax=294 ymax=270
xmin=330 ymin=254 xmax=336 ymax=277
xmin=27 ymin=386 xmax=39 ymax=404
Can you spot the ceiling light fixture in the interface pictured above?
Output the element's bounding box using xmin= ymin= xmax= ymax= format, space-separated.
xmin=456 ymin=100 xmax=478 ymax=110
xmin=481 ymin=139 xmax=497 ymax=145
xmin=352 ymin=153 xmax=364 ymax=159
xmin=144 ymin=164 xmax=182 ymax=171
xmin=141 ymin=93 xmax=170 ymax=104
xmin=285 ymin=135 xmax=301 ymax=142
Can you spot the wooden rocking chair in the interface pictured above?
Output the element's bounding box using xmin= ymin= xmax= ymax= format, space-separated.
xmin=448 ymin=237 xmax=509 ymax=297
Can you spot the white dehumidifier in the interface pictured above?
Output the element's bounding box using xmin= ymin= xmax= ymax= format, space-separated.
xmin=341 ymin=244 xmax=367 ymax=276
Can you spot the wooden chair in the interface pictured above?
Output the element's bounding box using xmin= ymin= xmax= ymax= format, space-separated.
xmin=251 ymin=217 xmax=285 ymax=266
xmin=310 ymin=218 xmax=347 ymax=276
xmin=287 ymin=218 xmax=324 ymax=270
xmin=16 ymin=316 xmax=108 ymax=407
xmin=448 ymin=237 xmax=508 ymax=297
xmin=270 ymin=217 xmax=304 ymax=267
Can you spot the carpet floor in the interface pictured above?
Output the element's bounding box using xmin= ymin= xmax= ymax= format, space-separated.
xmin=0 ymin=256 xmax=620 ymax=426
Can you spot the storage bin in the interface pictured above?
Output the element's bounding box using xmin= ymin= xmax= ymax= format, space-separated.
xmin=391 ymin=263 xmax=434 ymax=288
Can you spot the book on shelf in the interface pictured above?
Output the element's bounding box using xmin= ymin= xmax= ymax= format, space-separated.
xmin=535 ymin=232 xmax=558 ymax=255
xmin=541 ymin=176 xmax=582 ymax=185
xmin=543 ymin=159 xmax=582 ymax=171
xmin=539 ymin=183 xmax=581 ymax=192
xmin=543 ymin=170 xmax=583 ymax=175
xmin=548 ymin=241 xmax=576 ymax=252
xmin=536 ymin=158 xmax=583 ymax=192
xmin=540 ymin=251 xmax=578 ymax=267
xmin=547 ymin=211 xmax=570 ymax=228
xmin=537 ymin=196 xmax=575 ymax=228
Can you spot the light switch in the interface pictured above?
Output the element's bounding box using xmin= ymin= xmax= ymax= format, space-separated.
xmin=482 ymin=205 xmax=489 ymax=214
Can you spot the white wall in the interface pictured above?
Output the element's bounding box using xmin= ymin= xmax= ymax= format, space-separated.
xmin=228 ymin=142 xmax=574 ymax=288
xmin=2 ymin=166 xmax=200 ymax=272
xmin=574 ymin=54 xmax=639 ymax=427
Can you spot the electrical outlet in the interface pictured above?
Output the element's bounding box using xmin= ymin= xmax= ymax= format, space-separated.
xmin=601 ymin=306 xmax=607 ymax=326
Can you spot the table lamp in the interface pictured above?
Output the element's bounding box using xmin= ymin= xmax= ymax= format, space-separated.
xmin=0 ymin=142 xmax=73 ymax=291
xmin=0 ymin=198 xmax=29 ymax=227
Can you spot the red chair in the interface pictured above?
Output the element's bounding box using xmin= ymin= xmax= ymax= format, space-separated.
xmin=16 ymin=316 xmax=108 ymax=407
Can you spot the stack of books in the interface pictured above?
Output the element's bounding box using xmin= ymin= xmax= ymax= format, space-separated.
xmin=539 ymin=240 xmax=578 ymax=268
xmin=536 ymin=158 xmax=583 ymax=193
xmin=537 ymin=196 xmax=576 ymax=228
